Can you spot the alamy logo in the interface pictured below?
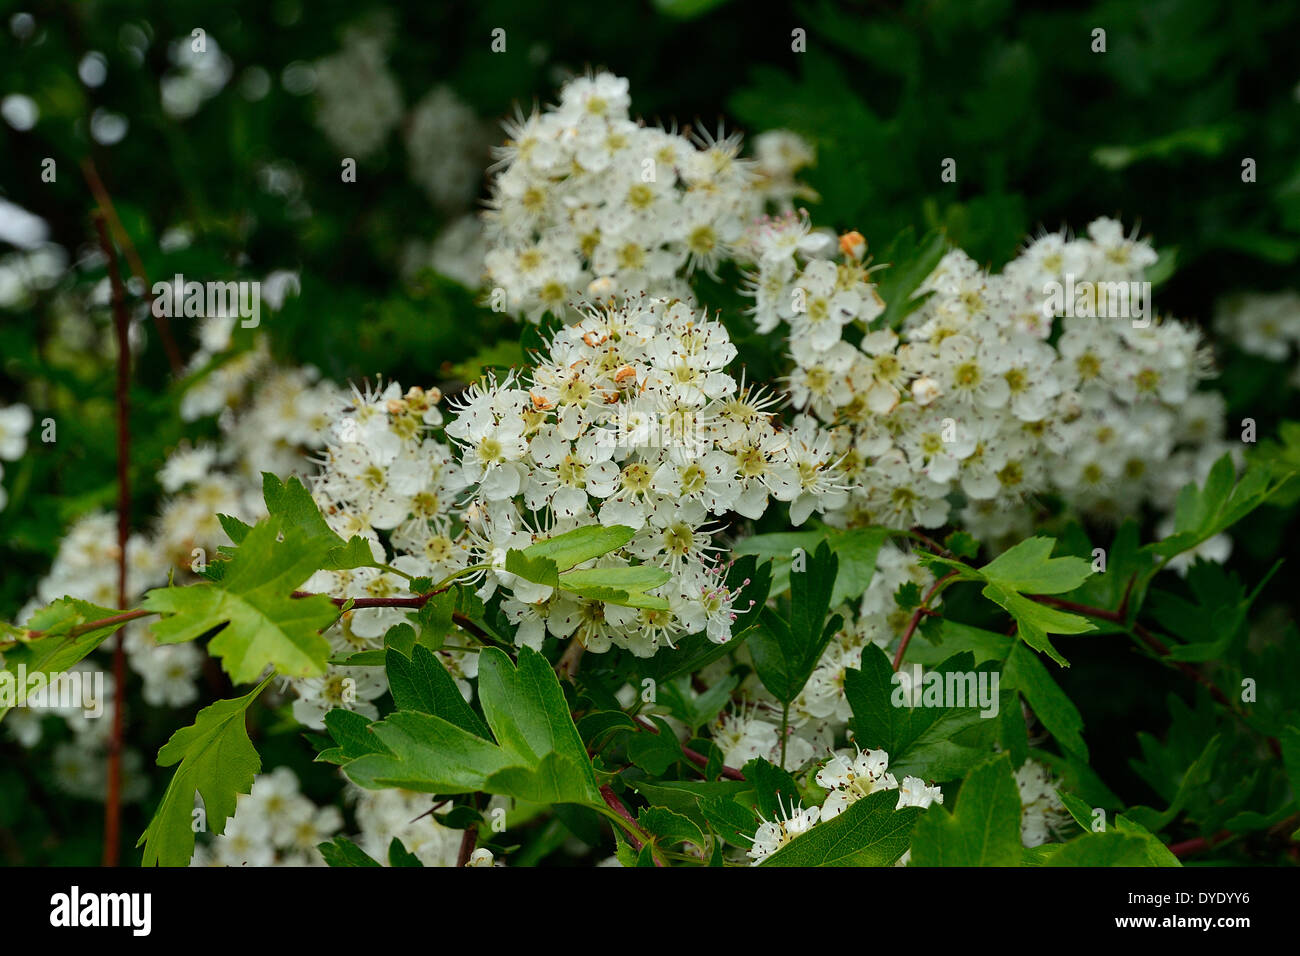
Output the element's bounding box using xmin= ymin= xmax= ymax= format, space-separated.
xmin=49 ymin=886 xmax=151 ymax=936
xmin=1042 ymin=274 xmax=1151 ymax=327
xmin=152 ymin=273 xmax=260 ymax=328
xmin=0 ymin=665 xmax=104 ymax=718
xmin=891 ymin=663 xmax=1000 ymax=718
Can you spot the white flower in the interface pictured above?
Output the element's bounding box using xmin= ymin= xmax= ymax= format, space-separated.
xmin=746 ymin=797 xmax=821 ymax=865
xmin=1016 ymin=760 xmax=1070 ymax=848
xmin=815 ymin=747 xmax=899 ymax=821
xmin=0 ymin=403 xmax=33 ymax=460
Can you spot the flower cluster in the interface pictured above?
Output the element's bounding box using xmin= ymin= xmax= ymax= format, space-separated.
xmin=312 ymin=25 xmax=403 ymax=159
xmin=192 ymin=768 xmax=342 ymax=867
xmin=292 ymin=380 xmax=474 ymax=728
xmin=0 ymin=241 xmax=64 ymax=310
xmin=1016 ymin=759 xmax=1071 ymax=847
xmin=815 ymin=746 xmax=944 ymax=821
xmin=745 ymin=797 xmax=821 ymax=865
xmin=406 ymin=86 xmax=494 ymax=211
xmin=744 ymin=747 xmax=943 ymax=865
xmin=744 ymin=215 xmax=1230 ymax=542
xmin=348 ymin=787 xmax=497 ymax=867
xmin=1215 ymin=290 xmax=1300 ymax=370
xmin=482 ymin=71 xmax=808 ymax=322
xmin=702 ymin=540 xmax=938 ymax=772
xmin=444 ymin=296 xmax=844 ymax=656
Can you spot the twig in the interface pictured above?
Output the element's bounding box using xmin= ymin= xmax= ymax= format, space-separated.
xmin=1168 ymin=829 xmax=1231 ymax=859
xmin=13 ymin=607 xmax=153 ymax=644
xmin=632 ymin=715 xmax=745 ymax=781
xmin=1029 ymin=595 xmax=1235 ymax=708
xmin=907 ymin=528 xmax=957 ymax=560
xmin=456 ymin=825 xmax=479 ymax=867
xmin=82 ymin=158 xmax=184 ymax=376
xmin=555 ymin=639 xmax=585 ymax=679
xmin=94 ymin=213 xmax=130 ymax=868
xmin=599 ymin=785 xmax=663 ymax=866
xmin=456 ymin=794 xmax=485 ymax=866
xmin=1028 ymin=593 xmax=1281 ymax=758
xmin=893 ymin=571 xmax=959 ymax=670
xmin=291 ymin=592 xmax=437 ymax=609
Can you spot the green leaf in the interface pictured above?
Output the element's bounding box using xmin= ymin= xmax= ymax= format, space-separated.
xmin=576 ymin=710 xmax=638 ymax=747
xmin=138 ymin=677 xmax=271 ymax=867
xmin=1045 ymin=830 xmax=1164 ymax=867
xmin=476 ymin=647 xmax=588 ymax=774
xmin=315 ymin=708 xmax=389 ymax=765
xmin=1115 ymin=816 xmax=1181 ymax=867
xmin=333 ymin=647 xmax=603 ymax=808
xmin=558 ymin=565 xmax=672 ymax=607
xmin=504 ymin=549 xmax=560 ymax=588
xmin=1149 ymin=561 xmax=1275 ymax=663
xmin=261 ymin=473 xmax=383 ymax=572
xmin=518 ymin=524 xmax=636 ymax=572
xmin=980 ymin=537 xmax=1094 ymax=594
xmin=0 ymin=598 xmax=130 ymax=719
xmin=846 ymin=646 xmax=1003 ymax=781
xmin=653 ymin=0 xmax=734 ymax=21
xmin=142 ymin=517 xmax=337 ymax=682
xmin=926 ymin=537 xmax=1096 ymax=665
xmin=747 ymin=541 xmax=841 ymax=702
xmin=1126 ymin=735 xmax=1223 ymax=833
xmin=1091 ymin=124 xmax=1238 ymax=171
xmin=638 ymin=806 xmax=707 ymax=850
xmin=1148 ymin=454 xmax=1292 ymax=560
xmin=983 ymin=584 xmax=1094 ymax=667
xmin=908 ymin=753 xmax=1022 ymax=866
xmin=627 ymin=717 xmax=684 ymax=774
xmin=635 ymin=779 xmax=755 ymax=835
xmin=385 ymin=645 xmax=491 ymax=740
xmin=699 ymin=793 xmax=761 ymax=848
xmin=339 ymin=710 xmax=515 ymax=793
xmin=388 ymin=837 xmax=424 ymax=867
xmin=944 ymin=531 xmax=980 ymax=560
xmin=323 ymin=535 xmax=386 ymax=572
xmin=483 ymin=752 xmax=603 ymax=805
xmin=318 ymin=836 xmax=382 ymax=867
xmin=742 ymin=758 xmax=801 ymax=819
xmin=217 ymin=513 xmax=251 ymax=544
xmin=657 ymin=674 xmax=739 ymax=735
xmin=1058 ymin=791 xmax=1098 ymax=831
xmin=1002 ymin=643 xmax=1088 ymax=761
xmin=760 ymin=789 xmax=921 ymax=866
xmin=874 ymin=228 xmax=949 ymax=331
xmin=414 ymin=591 xmax=456 ymax=650
xmin=749 ymin=607 xmax=842 ymax=704
xmin=733 ymin=527 xmax=884 ymax=604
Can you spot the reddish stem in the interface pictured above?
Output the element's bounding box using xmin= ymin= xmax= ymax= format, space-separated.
xmin=1028 ymin=593 xmax=1281 ymax=758
xmin=1029 ymin=594 xmax=1234 ymax=708
xmin=95 ymin=213 xmax=130 ymax=868
xmin=633 ymin=715 xmax=745 ymax=781
xmin=893 ymin=571 xmax=959 ymax=670
xmin=456 ymin=793 xmax=485 ymax=866
xmin=1168 ymin=829 xmax=1231 ymax=859
xmin=82 ymin=159 xmax=184 ymax=375
xmin=14 ymin=607 xmax=153 ymax=644
xmin=599 ymin=785 xmax=662 ymax=866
